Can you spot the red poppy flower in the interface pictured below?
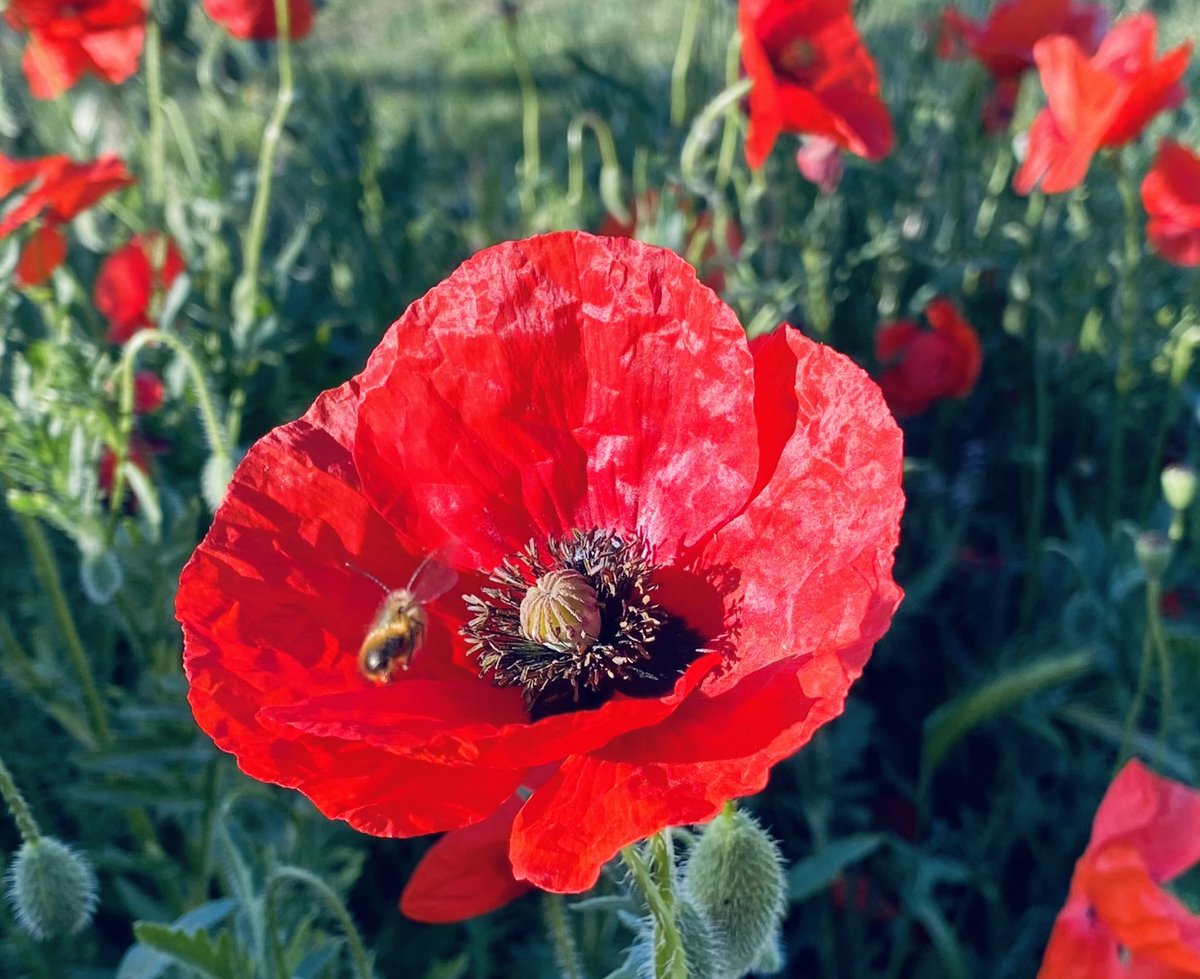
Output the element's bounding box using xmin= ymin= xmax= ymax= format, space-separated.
xmin=3 ymin=0 xmax=146 ymax=100
xmin=598 ymin=191 xmax=743 ymax=293
xmin=1037 ymin=760 xmax=1200 ymax=979
xmin=1141 ymin=140 xmax=1200 ymax=267
xmin=133 ymin=371 xmax=165 ymax=414
xmin=14 ymin=224 xmax=67 ymax=287
xmin=98 ymin=438 xmax=151 ymax=502
xmin=94 ymin=234 xmax=186 ymax=343
xmin=1014 ymin=14 xmax=1192 ymax=195
xmin=202 ymin=0 xmax=313 ymax=40
xmin=739 ymin=0 xmax=893 ymax=169
xmin=177 ymin=232 xmax=904 ymax=918
xmin=1 ymin=152 xmax=134 ymax=283
xmin=875 ymin=298 xmax=981 ymax=418
xmin=938 ymin=0 xmax=1107 ymax=81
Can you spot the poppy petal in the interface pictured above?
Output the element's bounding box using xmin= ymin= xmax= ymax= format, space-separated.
xmin=15 ymin=224 xmax=67 ymax=286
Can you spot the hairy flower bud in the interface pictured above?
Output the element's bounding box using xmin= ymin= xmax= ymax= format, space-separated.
xmin=519 ymin=569 xmax=602 ymax=652
xmin=5 ymin=838 xmax=98 ymax=940
xmin=684 ymin=808 xmax=786 ymax=978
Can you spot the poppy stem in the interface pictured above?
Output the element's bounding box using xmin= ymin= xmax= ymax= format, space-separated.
xmin=1144 ymin=578 xmax=1173 ymax=759
xmin=14 ymin=510 xmax=111 ymax=746
xmin=1109 ymin=157 xmax=1142 ymax=527
xmin=714 ymin=32 xmax=745 ymax=194
xmin=236 ymin=0 xmax=296 ymax=334
xmin=670 ymin=0 xmax=703 ymax=129
xmin=0 ymin=751 xmax=41 ymax=845
xmin=263 ymin=866 xmax=373 ymax=979
xmin=502 ymin=8 xmax=541 ymax=226
xmin=145 ymin=16 xmax=166 ymax=213
xmin=542 ymin=893 xmax=584 ymax=979
xmin=1117 ymin=613 xmax=1155 ymax=769
xmin=621 ymin=834 xmax=687 ymax=979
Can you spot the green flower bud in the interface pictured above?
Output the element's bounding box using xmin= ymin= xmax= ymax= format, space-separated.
xmin=1135 ymin=530 xmax=1173 ymax=583
xmin=676 ymin=898 xmax=725 ymax=979
xmin=749 ymin=927 xmax=785 ymax=975
xmin=5 ymin=837 xmax=97 ymax=940
xmin=1162 ymin=464 xmax=1198 ymax=513
xmin=201 ymin=453 xmax=236 ymax=512
xmin=683 ymin=808 xmax=786 ymax=979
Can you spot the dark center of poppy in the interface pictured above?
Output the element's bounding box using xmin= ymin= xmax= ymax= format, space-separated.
xmin=462 ymin=529 xmax=704 ymax=719
xmin=771 ymin=38 xmax=822 ymax=85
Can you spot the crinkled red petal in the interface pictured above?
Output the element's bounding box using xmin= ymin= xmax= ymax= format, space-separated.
xmin=351 ymin=232 xmax=760 ymax=571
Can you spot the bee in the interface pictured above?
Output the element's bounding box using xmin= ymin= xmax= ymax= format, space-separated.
xmin=352 ymin=555 xmax=458 ymax=683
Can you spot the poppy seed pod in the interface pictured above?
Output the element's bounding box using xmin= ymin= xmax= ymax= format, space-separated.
xmin=4 ymin=838 xmax=98 ymax=940
xmin=683 ymin=808 xmax=786 ymax=978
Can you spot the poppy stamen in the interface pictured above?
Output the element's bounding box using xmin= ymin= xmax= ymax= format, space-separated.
xmin=463 ymin=529 xmax=700 ymax=718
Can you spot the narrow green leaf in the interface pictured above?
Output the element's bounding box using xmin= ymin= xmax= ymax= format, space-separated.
xmin=923 ymin=651 xmax=1093 ymax=778
xmin=789 ymin=834 xmax=885 ymax=903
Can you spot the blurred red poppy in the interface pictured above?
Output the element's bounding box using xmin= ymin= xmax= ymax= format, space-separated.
xmin=938 ymin=0 xmax=1107 ymax=81
xmin=739 ymin=0 xmax=892 ymax=169
xmin=1037 ymin=760 xmax=1200 ymax=978
xmin=1014 ymin=14 xmax=1192 ymax=195
xmin=1141 ymin=139 xmax=1200 ymax=267
xmin=98 ymin=438 xmax=151 ymax=504
xmin=133 ymin=371 xmax=166 ymax=414
xmin=14 ymin=224 xmax=67 ymax=287
xmin=1 ymin=153 xmax=134 ymax=282
xmin=875 ymin=298 xmax=981 ymax=418
xmin=177 ymin=232 xmax=904 ymax=916
xmin=599 ymin=191 xmax=743 ymax=293
xmin=202 ymin=0 xmax=314 ymax=40
xmin=94 ymin=234 xmax=186 ymax=343
xmin=3 ymin=0 xmax=146 ymax=99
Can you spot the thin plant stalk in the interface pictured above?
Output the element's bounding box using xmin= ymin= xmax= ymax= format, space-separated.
xmin=237 ymin=0 xmax=296 ymax=329
xmin=145 ymin=16 xmax=166 ymax=212
xmin=543 ymin=893 xmax=584 ymax=979
xmin=1145 ymin=578 xmax=1173 ymax=756
xmin=0 ymin=751 xmax=42 ymax=844
xmin=15 ymin=511 xmax=111 ymax=745
xmin=670 ymin=0 xmax=704 ymax=128
xmin=502 ymin=7 xmax=541 ymax=224
xmin=264 ymin=866 xmax=373 ymax=979
xmin=622 ymin=833 xmax=687 ymax=979
xmin=1109 ymin=156 xmax=1142 ymax=527
xmin=1117 ymin=616 xmax=1157 ymax=769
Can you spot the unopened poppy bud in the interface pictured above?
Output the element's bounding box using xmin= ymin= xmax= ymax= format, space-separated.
xmin=5 ymin=837 xmax=98 ymax=940
xmin=519 ymin=569 xmax=602 ymax=652
xmin=683 ymin=807 xmax=786 ymax=978
xmin=201 ymin=453 xmax=236 ymax=512
xmin=676 ymin=897 xmax=726 ymax=979
xmin=1135 ymin=531 xmax=1173 ymax=583
xmin=749 ymin=927 xmax=785 ymax=975
xmin=1162 ymin=464 xmax=1197 ymax=513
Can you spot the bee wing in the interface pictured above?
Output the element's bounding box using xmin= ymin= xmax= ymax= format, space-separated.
xmin=407 ymin=554 xmax=459 ymax=604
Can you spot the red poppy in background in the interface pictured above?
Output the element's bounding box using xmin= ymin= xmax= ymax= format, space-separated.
xmin=133 ymin=371 xmax=166 ymax=414
xmin=937 ymin=0 xmax=1107 ymax=136
xmin=1141 ymin=140 xmax=1200 ymax=267
xmin=3 ymin=0 xmax=146 ymax=99
xmin=599 ymin=191 xmax=743 ymax=293
xmin=1 ymin=153 xmax=134 ymax=282
xmin=202 ymin=0 xmax=314 ymax=40
xmin=1037 ymin=760 xmax=1200 ymax=978
xmin=94 ymin=234 xmax=186 ymax=343
xmin=1014 ymin=14 xmax=1192 ymax=195
xmin=177 ymin=232 xmax=904 ymax=920
xmin=739 ymin=0 xmax=893 ymax=169
xmin=938 ymin=0 xmax=1107 ymax=81
xmin=875 ymin=298 xmax=981 ymax=418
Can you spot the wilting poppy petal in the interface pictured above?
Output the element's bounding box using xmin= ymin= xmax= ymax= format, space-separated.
xmin=178 ymin=232 xmax=904 ymax=919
